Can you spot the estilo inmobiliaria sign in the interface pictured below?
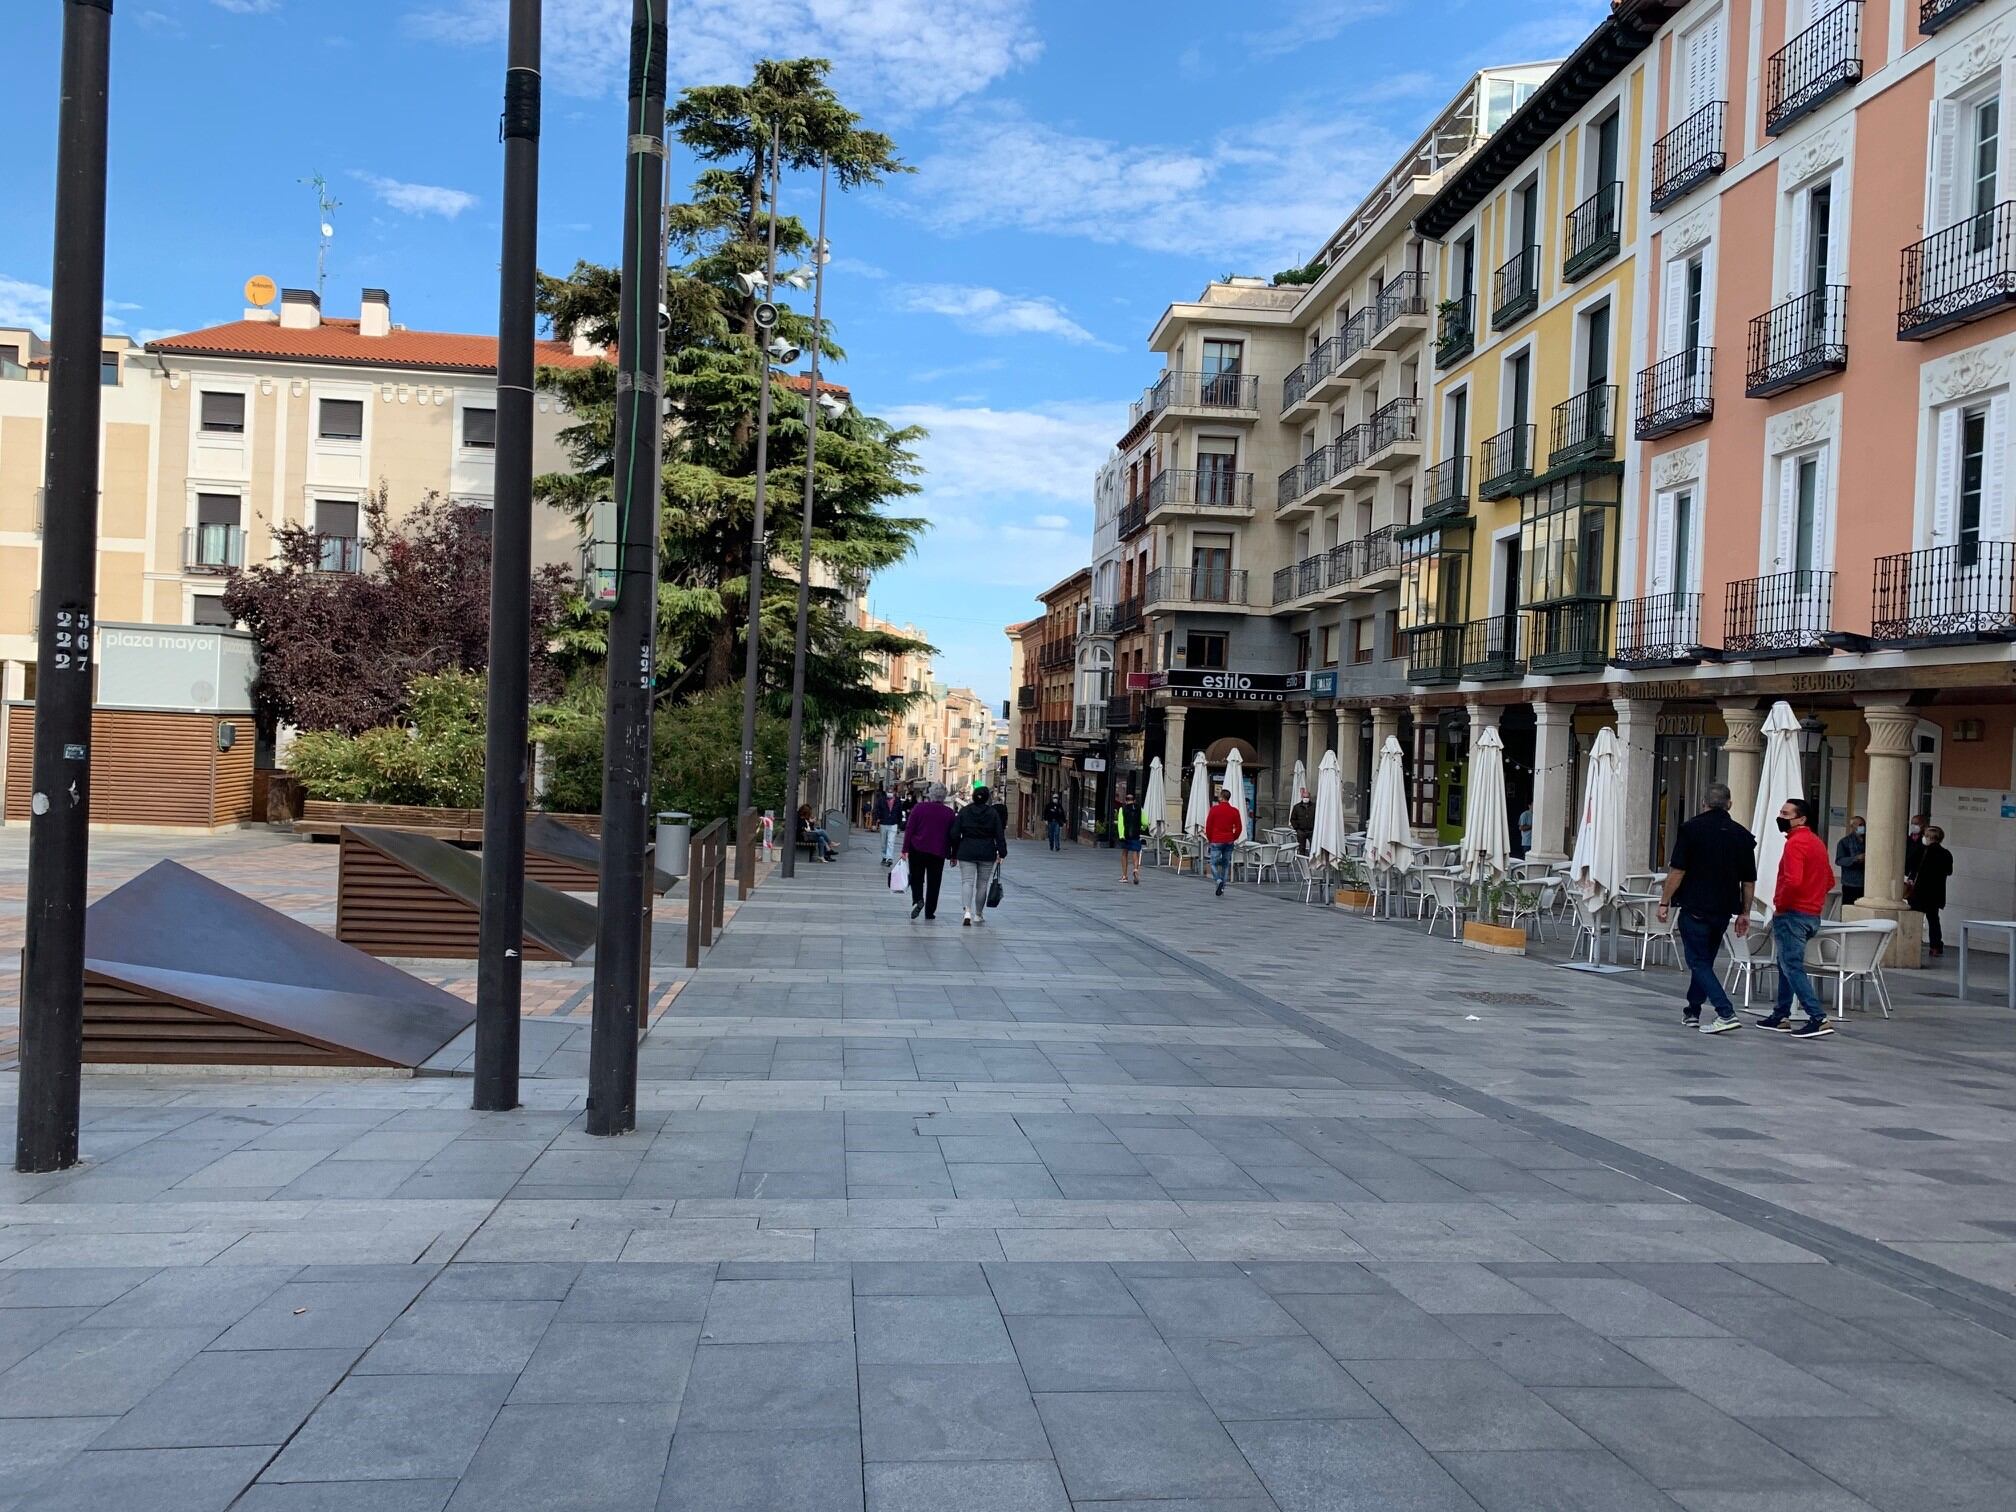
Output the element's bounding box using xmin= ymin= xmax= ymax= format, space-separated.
xmin=1127 ymin=669 xmax=1332 ymax=703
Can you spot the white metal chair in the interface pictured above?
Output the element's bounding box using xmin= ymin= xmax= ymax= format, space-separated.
xmin=1502 ymin=877 xmax=1558 ymax=939
xmin=1246 ymin=841 xmax=1284 ymax=884
xmin=1422 ymin=870 xmax=1467 ymax=938
xmin=1808 ymin=920 xmax=1896 ymax=1019
xmin=1616 ymin=897 xmax=1680 ymax=969
xmin=1567 ymin=891 xmax=1608 ymax=964
xmin=1721 ymin=912 xmax=1777 ymax=1008
xmin=1623 ymin=871 xmax=1668 ymax=895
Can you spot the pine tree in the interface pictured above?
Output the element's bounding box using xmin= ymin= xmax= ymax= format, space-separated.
xmin=535 ymin=57 xmax=930 ymax=737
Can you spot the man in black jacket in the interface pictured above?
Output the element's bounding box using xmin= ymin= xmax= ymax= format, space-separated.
xmin=1656 ymin=783 xmax=1756 ymax=1033
xmin=1043 ymin=792 xmax=1066 ymax=852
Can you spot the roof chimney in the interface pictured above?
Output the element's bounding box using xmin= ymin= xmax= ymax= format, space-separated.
xmin=360 ymin=288 xmax=391 ymax=338
xmin=278 ymin=287 xmax=321 ymax=330
xmin=570 ymin=327 xmax=606 ymax=359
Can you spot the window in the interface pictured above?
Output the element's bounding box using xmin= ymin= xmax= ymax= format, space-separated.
xmin=1184 ymin=631 xmax=1227 ymax=669
xmin=1190 ymin=531 xmax=1233 ymax=599
xmin=1516 ymin=179 xmax=1541 ymax=261
xmin=1652 ymin=486 xmax=1695 ymax=593
xmin=1483 ymin=76 xmax=1537 ymax=132
xmin=1320 ymin=625 xmax=1338 ymax=666
xmin=192 ymin=492 xmax=241 ymax=570
xmin=318 ymin=397 xmax=364 ymax=442
xmin=1195 ymin=437 xmax=1238 ymax=505
xmin=1973 ymin=97 xmax=2001 ymax=251
xmin=1519 ymin=473 xmax=1617 ymax=605
xmin=0 ymin=342 xmax=20 ymax=369
xmin=462 ymin=406 xmax=497 ymax=450
xmin=1794 ymin=455 xmax=1819 ymax=574
xmin=200 ymin=391 xmax=245 ymax=434
xmin=316 ymin=499 xmax=361 ymax=572
xmin=1447 ymin=389 xmax=1468 ymax=463
xmin=1960 ymin=406 xmax=1987 ymax=565
xmin=1200 ymin=339 xmax=1242 ymax=375
xmin=1293 ymin=631 xmax=1311 ymax=671
xmin=1352 ymin=617 xmax=1374 ymax=664
xmin=1933 ymin=395 xmax=2007 ymax=561
xmin=190 ymin=596 xmax=232 ymax=627
xmin=1591 ymin=109 xmax=1621 ymax=194
xmin=1803 ymin=181 xmax=1833 ymax=296
xmin=99 ymin=351 xmax=119 ymax=387
xmin=1507 ymin=350 xmax=1531 ymax=438
xmin=1457 ymin=233 xmax=1476 ymax=300
xmin=1581 ymin=302 xmax=1611 ymax=388
xmin=1383 ymin=609 xmax=1401 ymax=656
xmin=1679 ymin=10 xmax=1723 ymax=119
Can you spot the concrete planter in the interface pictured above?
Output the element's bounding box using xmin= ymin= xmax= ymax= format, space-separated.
xmin=1462 ymin=921 xmax=1527 ymax=956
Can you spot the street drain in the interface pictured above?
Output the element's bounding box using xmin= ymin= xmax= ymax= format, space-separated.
xmin=1459 ymin=991 xmax=1552 ymax=1006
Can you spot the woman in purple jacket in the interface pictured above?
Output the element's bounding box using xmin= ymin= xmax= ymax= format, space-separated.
xmin=901 ymin=783 xmax=957 ymax=922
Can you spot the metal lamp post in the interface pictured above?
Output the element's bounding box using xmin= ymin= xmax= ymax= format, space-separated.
xmin=734 ymin=123 xmax=783 ymax=820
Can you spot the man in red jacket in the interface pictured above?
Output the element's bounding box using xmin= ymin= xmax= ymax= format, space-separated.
xmin=1204 ymin=787 xmax=1244 ymax=897
xmin=1764 ymin=796 xmax=1835 ymax=1038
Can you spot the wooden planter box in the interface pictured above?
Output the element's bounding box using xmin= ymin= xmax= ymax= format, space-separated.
xmin=1461 ymin=921 xmax=1527 ymax=955
xmin=296 ymin=799 xmax=599 ymax=843
xmin=1335 ymin=887 xmax=1375 ymax=910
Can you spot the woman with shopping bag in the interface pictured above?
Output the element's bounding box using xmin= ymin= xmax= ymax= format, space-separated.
xmin=948 ymin=785 xmax=1009 ymax=926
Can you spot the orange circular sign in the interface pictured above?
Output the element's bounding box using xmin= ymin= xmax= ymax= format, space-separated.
xmin=243 ymin=275 xmax=278 ymax=307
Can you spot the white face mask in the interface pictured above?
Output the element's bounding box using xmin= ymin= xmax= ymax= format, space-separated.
xmin=1909 ymin=824 xmax=1922 ymax=836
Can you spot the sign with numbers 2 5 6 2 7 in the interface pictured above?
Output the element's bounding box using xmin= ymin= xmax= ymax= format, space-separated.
xmin=52 ymin=608 xmax=92 ymax=675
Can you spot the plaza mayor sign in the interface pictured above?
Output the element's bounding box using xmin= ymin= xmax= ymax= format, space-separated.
xmin=1128 ymin=670 xmax=1310 ymax=703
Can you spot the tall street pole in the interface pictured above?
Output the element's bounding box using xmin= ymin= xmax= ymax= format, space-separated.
xmin=587 ymin=0 xmax=667 ymax=1137
xmin=474 ymin=0 xmax=541 ymax=1114
xmin=18 ymin=0 xmax=115 ymax=1175
xmin=734 ymin=123 xmax=782 ymax=818
xmin=780 ymin=155 xmax=831 ymax=882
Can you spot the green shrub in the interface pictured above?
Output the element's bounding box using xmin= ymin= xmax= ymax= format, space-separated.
xmin=537 ymin=681 xmax=789 ymax=824
xmin=286 ymin=669 xmax=488 ymax=808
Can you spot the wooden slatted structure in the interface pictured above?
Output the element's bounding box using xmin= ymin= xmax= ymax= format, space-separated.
xmin=3 ymin=704 xmax=255 ymax=828
xmin=522 ymin=812 xmax=675 ymax=894
xmin=297 ymin=801 xmax=600 ymax=842
xmin=336 ymin=824 xmax=598 ymax=961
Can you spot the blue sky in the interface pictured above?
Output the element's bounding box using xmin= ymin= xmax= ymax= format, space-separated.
xmin=1 ymin=0 xmax=1605 ymax=706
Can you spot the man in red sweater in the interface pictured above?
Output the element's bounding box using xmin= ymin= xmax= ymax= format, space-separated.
xmin=1764 ymin=796 xmax=1835 ymax=1038
xmin=1204 ymin=787 xmax=1244 ymax=897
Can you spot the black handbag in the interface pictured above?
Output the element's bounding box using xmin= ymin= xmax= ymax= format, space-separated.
xmin=987 ymin=871 xmax=1004 ymax=909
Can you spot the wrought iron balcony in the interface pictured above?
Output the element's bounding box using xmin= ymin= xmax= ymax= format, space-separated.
xmin=1746 ymin=286 xmax=1847 ymax=397
xmin=1073 ymin=702 xmax=1108 ymax=738
xmin=1922 ymin=0 xmax=1988 ymax=33
xmin=1563 ymin=182 xmax=1622 ymax=282
xmin=1766 ymin=1 xmax=1862 ymax=137
xmin=1149 ymin=368 xmax=1261 ymax=419
xmin=1724 ymin=569 xmax=1835 ymax=657
xmin=1407 ymin=625 xmax=1464 ymax=686
xmin=1459 ymin=616 xmax=1525 ymax=681
xmin=183 ymin=524 xmax=244 ymax=574
xmin=1612 ymin=592 xmax=1711 ymax=667
xmin=1549 ymin=384 xmax=1617 ymax=467
xmin=1371 ymin=271 xmax=1429 ymax=343
xmin=1436 ymin=293 xmax=1475 ymax=367
xmin=1324 ymin=540 xmax=1358 ymax=588
xmin=1105 ymin=691 xmax=1144 ymax=730
xmin=1111 ymin=595 xmax=1142 ymax=635
xmin=1492 ymin=246 xmax=1540 ymax=329
xmin=1301 ymin=443 xmax=1337 ymax=497
xmin=1477 ymin=424 xmax=1534 ymax=499
xmin=1148 ymin=466 xmax=1254 ymax=511
xmin=1035 ymin=719 xmax=1070 ymax=747
xmin=1276 ymin=466 xmax=1302 ymax=509
xmin=1272 ymin=565 xmax=1296 ymax=606
xmin=1368 ymin=397 xmax=1420 ymax=460
xmin=1422 ymin=456 xmax=1468 ymax=519
xmin=1297 ymin=554 xmax=1323 ymax=598
xmin=1118 ymin=496 xmax=1148 ymax=539
xmin=1302 ymin=336 xmax=1341 ymax=398
xmin=1037 ymin=637 xmax=1074 ymax=670
xmin=1146 ymin=566 xmax=1247 ymax=607
xmin=1872 ymin=543 xmax=2016 ymax=644
xmin=1651 ymin=101 xmax=1727 ymax=212
xmin=1081 ymin=604 xmax=1115 ymax=638
xmin=1523 ymin=600 xmax=1612 ymax=674
xmin=1899 ymin=202 xmax=2016 ymax=340
xmin=1338 ymin=306 xmax=1373 ymax=363
xmin=1359 ymin=525 xmax=1399 ymax=577
xmin=1635 ymin=349 xmax=1714 ymax=439
xmin=1017 ymin=684 xmax=1038 ymax=711
xmin=1281 ymin=363 xmax=1308 ymax=414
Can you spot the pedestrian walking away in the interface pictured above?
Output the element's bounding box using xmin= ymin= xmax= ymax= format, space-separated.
xmin=901 ymin=782 xmax=956 ymax=922
xmin=1114 ymin=788 xmax=1146 ymax=884
xmin=873 ymin=785 xmax=905 ymax=868
xmin=1835 ymin=815 xmax=1866 ymax=906
xmin=1043 ymin=792 xmax=1066 ymax=852
xmin=796 ymin=804 xmax=837 ymax=863
xmin=1205 ymin=786 xmax=1243 ymax=896
xmin=1762 ymin=796 xmax=1835 ymax=1037
xmin=1657 ymin=782 xmax=1755 ymax=1033
xmin=1908 ymin=823 xmax=1954 ymax=956
xmin=1289 ymin=788 xmax=1314 ymax=857
xmin=1905 ymin=812 xmax=1929 ymax=880
xmin=950 ymin=784 xmax=1009 ymax=925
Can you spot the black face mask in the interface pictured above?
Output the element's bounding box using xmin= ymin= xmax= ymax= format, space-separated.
xmin=1775 ymin=817 xmax=1792 ymax=834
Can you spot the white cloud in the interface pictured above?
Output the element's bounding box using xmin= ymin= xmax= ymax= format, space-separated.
xmin=0 ymin=277 xmax=149 ymax=339
xmin=351 ymin=172 xmax=479 ymax=219
xmin=891 ymin=284 xmax=1106 ymax=347
xmin=212 ymin=0 xmax=282 ymax=13
xmin=1243 ymin=1 xmax=1394 ymax=59
xmin=1032 ymin=513 xmax=1070 ymax=530
xmin=135 ymin=328 xmax=181 ymax=344
xmin=910 ymin=102 xmax=1404 ymax=267
xmin=403 ymin=0 xmax=1041 ymax=108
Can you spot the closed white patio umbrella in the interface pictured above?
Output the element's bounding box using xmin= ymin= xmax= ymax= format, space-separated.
xmin=1569 ymin=726 xmax=1626 ymax=907
xmin=1310 ymin=749 xmax=1348 ymax=871
xmin=1291 ymin=757 xmax=1308 ymax=805
xmin=1365 ymin=736 xmax=1415 ymax=873
xmin=1750 ymin=700 xmax=1803 ymax=912
xmin=1143 ymin=756 xmax=1167 ymax=836
xmin=1223 ymin=748 xmax=1250 ymax=842
xmin=1184 ymin=750 xmax=1211 ymax=835
xmin=1459 ymin=725 xmax=1511 ymax=886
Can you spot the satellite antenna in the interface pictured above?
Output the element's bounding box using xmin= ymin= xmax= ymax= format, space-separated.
xmin=299 ymin=172 xmax=341 ymax=298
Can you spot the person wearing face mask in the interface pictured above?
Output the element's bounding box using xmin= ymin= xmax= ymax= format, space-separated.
xmin=1834 ymin=815 xmax=1866 ymax=906
xmin=1905 ymin=814 xmax=1929 ymax=879
xmin=1907 ymin=825 xmax=1954 ymax=957
xmin=1761 ymin=797 xmax=1834 ymax=1038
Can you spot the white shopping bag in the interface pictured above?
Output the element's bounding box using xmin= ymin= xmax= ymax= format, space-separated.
xmin=889 ymin=857 xmax=908 ymax=892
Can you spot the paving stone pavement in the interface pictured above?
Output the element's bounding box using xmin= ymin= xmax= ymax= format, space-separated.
xmin=0 ymin=827 xmax=2012 ymax=1507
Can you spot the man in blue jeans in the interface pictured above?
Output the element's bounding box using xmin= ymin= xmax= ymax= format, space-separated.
xmin=1043 ymin=792 xmax=1066 ymax=852
xmin=1657 ymin=783 xmax=1756 ymax=1033
xmin=1762 ymin=797 xmax=1835 ymax=1038
xmin=1204 ymin=787 xmax=1243 ymax=897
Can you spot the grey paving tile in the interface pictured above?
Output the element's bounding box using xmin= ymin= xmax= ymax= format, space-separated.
xmin=1235 ymin=1418 xmax=1479 ymax=1510
xmin=864 ymin=1458 xmax=1067 ymax=1512
xmin=261 ymin=1374 xmax=512 ymax=1482
xmin=230 ymin=1481 xmax=458 ymax=1512
xmin=1344 ymin=1360 xmax=1596 ymax=1452
xmin=1035 ymin=1390 xmax=1265 ymax=1503
xmin=851 ymin=1263 xmax=991 ymax=1296
xmin=213 ymin=1282 xmax=430 ymax=1352
xmin=0 ymin=1305 xmax=98 ymax=1374
xmin=1278 ymin=1292 xmax=1478 ymax=1360
xmin=660 ymin=1427 xmax=864 ymax=1512
xmin=355 ymin=1300 xmax=559 ymax=1375
xmin=1234 ymin=1261 xmax=1387 ymax=1294
xmin=509 ymin=1320 xmax=699 ymax=1404
xmin=97 ymin=1347 xmax=356 ymax=1449
xmin=856 ymin=1295 xmax=1015 ymax=1365
xmin=1436 ymin=1448 xmax=1683 ymax=1512
xmin=0 ymin=1325 xmax=218 ymax=1417
xmin=87 ymin=1267 xmax=299 ymax=1328
xmin=1618 ymin=1339 xmax=1882 ymax=1419
xmin=1666 ymin=1493 xmax=1881 ymax=1512
xmin=1538 ymin=1387 xmax=1823 ymax=1490
xmin=859 ymin=1364 xmax=1047 ymax=1462
xmin=1808 ymin=1361 xmax=2016 ymax=1449
xmin=1749 ymin=1416 xmax=2016 ymax=1512
xmin=17 ymin=1444 xmax=272 ymax=1512
xmin=1372 ymin=1263 xmax=1559 ymax=1315
xmin=445 ymin=1402 xmax=676 ymax=1512
xmin=984 ymin=1262 xmax=1142 ymax=1316
xmin=1124 ymin=1275 xmax=1305 ymax=1338
xmin=556 ymin=1263 xmax=715 ymax=1321
xmin=0 ymin=1268 xmax=157 ymax=1308
xmin=0 ymin=1415 xmax=115 ymax=1503
xmin=1511 ymin=1278 xmax=1727 ymax=1338
xmin=422 ymin=1264 xmax=579 ymax=1302
xmin=701 ymin=1279 xmax=853 ymax=1343
xmin=1168 ymin=1333 xmax=1382 ymax=1419
xmin=1668 ymin=1296 xmax=1919 ymax=1366
xmin=1443 ymin=1315 xmax=1671 ymax=1388
xmin=678 ymin=1343 xmax=859 ymax=1433
xmin=1006 ymin=1313 xmax=1189 ymax=1392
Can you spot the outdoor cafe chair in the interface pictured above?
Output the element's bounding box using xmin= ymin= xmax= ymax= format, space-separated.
xmin=1502 ymin=877 xmax=1558 ymax=940
xmin=1807 ymin=919 xmax=1896 ymax=1019
xmin=1616 ymin=896 xmax=1680 ymax=970
xmin=1567 ymin=890 xmax=1612 ymax=965
xmin=1422 ymin=870 xmax=1467 ymax=939
xmin=1721 ymin=911 xmax=1777 ymax=1008
xmin=1243 ymin=841 xmax=1284 ymax=885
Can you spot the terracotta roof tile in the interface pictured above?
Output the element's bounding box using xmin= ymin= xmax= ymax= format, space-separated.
xmin=146 ymin=318 xmax=601 ymax=375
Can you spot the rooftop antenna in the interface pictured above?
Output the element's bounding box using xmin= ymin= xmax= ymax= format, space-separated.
xmin=300 ymin=172 xmax=340 ymax=298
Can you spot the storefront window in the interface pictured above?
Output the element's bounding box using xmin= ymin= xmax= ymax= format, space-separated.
xmin=1517 ymin=473 xmax=1617 ymax=606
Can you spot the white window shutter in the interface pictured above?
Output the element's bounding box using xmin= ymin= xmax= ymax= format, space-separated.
xmin=2003 ymin=58 xmax=2016 ymax=212
xmin=1788 ymin=186 xmax=1810 ymax=298
xmin=1774 ymin=456 xmax=1798 ymax=573
xmin=1662 ymin=258 xmax=1687 ymax=358
xmin=1691 ymin=15 xmax=1722 ymax=118
xmin=1651 ymin=491 xmax=1675 ymax=593
xmin=1931 ymin=100 xmax=1960 ymax=233
xmin=1697 ymin=247 xmax=1718 ymax=401
xmin=1931 ymin=405 xmax=1962 ymax=548
xmin=1809 ymin=447 xmax=1831 ymax=571
xmin=1825 ymin=168 xmax=1848 ymax=286
xmin=1985 ymin=392 xmax=2010 ymax=542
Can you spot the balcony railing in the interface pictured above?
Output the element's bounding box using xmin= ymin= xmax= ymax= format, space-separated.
xmin=1563 ymin=182 xmax=1622 ymax=282
xmin=1899 ymin=202 xmax=2016 ymax=340
xmin=1635 ymin=349 xmax=1714 ymax=439
xmin=1301 ymin=444 xmax=1337 ymax=497
xmin=1492 ymin=246 xmax=1540 ymax=329
xmin=1369 ymin=396 xmax=1419 ymax=456
xmin=1073 ymin=703 xmax=1108 ymax=738
xmin=1612 ymin=592 xmax=1708 ymax=667
xmin=1436 ymin=293 xmax=1475 ymax=367
xmin=1081 ymin=604 xmax=1115 ymax=637
xmin=317 ymin=535 xmax=363 ymax=573
xmin=1149 ymin=467 xmax=1253 ymax=511
xmin=1325 ymin=540 xmax=1358 ymax=587
xmin=1118 ymin=496 xmax=1148 ymax=538
xmin=183 ymin=524 xmax=244 ymax=574
xmin=1111 ymin=595 xmax=1142 ymax=634
xmin=1338 ymin=306 xmax=1374 ymax=364
xmin=1106 ymin=691 xmax=1144 ymax=730
xmin=1371 ymin=271 xmax=1428 ymax=338
xmin=1017 ymin=684 xmax=1038 ymax=711
xmin=1276 ymin=466 xmax=1302 ymax=509
xmin=1459 ymin=616 xmax=1525 ymax=681
xmin=1651 ymin=101 xmax=1727 ymax=212
xmin=1549 ymin=384 xmax=1616 ymax=467
xmin=1332 ymin=423 xmax=1369 ymax=475
xmin=1297 ymin=555 xmax=1323 ymax=597
xmin=1035 ymin=719 xmax=1070 ymax=747
xmin=1407 ymin=626 xmax=1464 ymax=686
xmin=1037 ymin=638 xmax=1074 ymax=670
xmin=1724 ymin=569 xmax=1835 ymax=657
xmin=1872 ymin=543 xmax=2016 ymax=643
xmin=1922 ymin=0 xmax=1988 ymax=33
xmin=1150 ymin=368 xmax=1261 ymax=416
xmin=1746 ymin=286 xmax=1848 ymax=397
xmin=1360 ymin=525 xmax=1398 ymax=576
xmin=1272 ymin=565 xmax=1296 ymax=605
xmin=1146 ymin=566 xmax=1248 ymax=607
xmin=1766 ymin=1 xmax=1862 ymax=137
xmin=1282 ymin=364 xmax=1308 ymax=414
xmin=1524 ymin=601 xmax=1612 ymax=674
xmin=1422 ymin=456 xmax=1468 ymax=519
xmin=1478 ymin=424 xmax=1534 ymax=499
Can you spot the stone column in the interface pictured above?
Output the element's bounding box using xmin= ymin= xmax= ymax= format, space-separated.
xmin=1162 ymin=702 xmax=1187 ymax=834
xmin=0 ymin=661 xmax=24 ymax=701
xmin=1845 ymin=701 xmax=1923 ymax=967
xmin=1529 ymin=700 xmax=1574 ymax=863
xmin=1279 ymin=707 xmax=1303 ymax=813
xmin=1337 ymin=707 xmax=1365 ymax=826
xmin=1306 ymin=706 xmax=1329 ymax=776
xmin=1721 ymin=701 xmax=1765 ymax=827
xmin=1612 ymin=697 xmax=1658 ymax=873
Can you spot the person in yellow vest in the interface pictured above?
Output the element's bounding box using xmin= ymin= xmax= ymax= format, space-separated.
xmin=1115 ymin=787 xmax=1145 ymax=885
